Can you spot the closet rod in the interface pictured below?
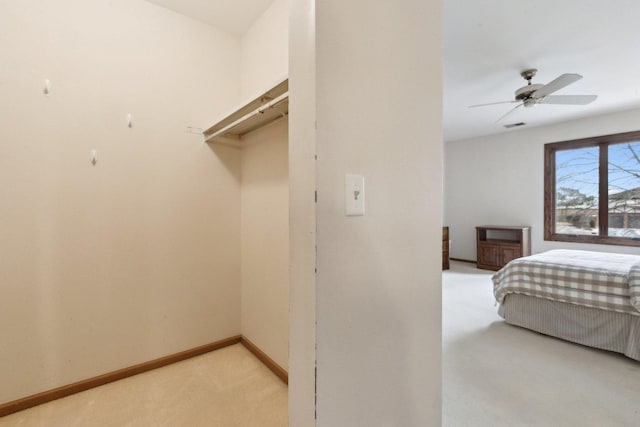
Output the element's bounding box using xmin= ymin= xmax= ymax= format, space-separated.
xmin=204 ymin=92 xmax=289 ymax=143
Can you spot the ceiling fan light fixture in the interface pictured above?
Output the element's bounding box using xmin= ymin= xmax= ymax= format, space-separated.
xmin=468 ymin=69 xmax=597 ymax=122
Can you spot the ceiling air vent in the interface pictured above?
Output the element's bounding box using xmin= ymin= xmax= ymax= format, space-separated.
xmin=504 ymin=122 xmax=526 ymax=129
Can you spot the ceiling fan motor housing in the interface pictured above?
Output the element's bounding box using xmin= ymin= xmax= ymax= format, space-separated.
xmin=515 ymin=83 xmax=544 ymax=101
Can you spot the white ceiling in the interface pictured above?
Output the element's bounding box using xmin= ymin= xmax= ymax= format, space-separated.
xmin=444 ymin=0 xmax=640 ymax=141
xmin=145 ymin=0 xmax=640 ymax=142
xmin=145 ymin=0 xmax=274 ymax=36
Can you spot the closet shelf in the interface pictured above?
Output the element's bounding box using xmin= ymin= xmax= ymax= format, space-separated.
xmin=204 ymin=78 xmax=288 ymax=146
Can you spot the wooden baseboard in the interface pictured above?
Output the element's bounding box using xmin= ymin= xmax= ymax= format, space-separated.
xmin=450 ymin=257 xmax=477 ymax=264
xmin=240 ymin=336 xmax=288 ymax=385
xmin=0 ymin=334 xmax=289 ymax=418
xmin=0 ymin=335 xmax=241 ymax=418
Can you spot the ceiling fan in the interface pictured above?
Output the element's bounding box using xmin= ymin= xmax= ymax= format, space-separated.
xmin=469 ymin=69 xmax=598 ymax=121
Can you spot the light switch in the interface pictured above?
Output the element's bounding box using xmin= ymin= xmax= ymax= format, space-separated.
xmin=345 ymin=174 xmax=365 ymax=216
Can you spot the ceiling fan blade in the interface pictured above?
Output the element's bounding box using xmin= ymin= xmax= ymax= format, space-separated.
xmin=532 ymin=73 xmax=583 ymax=98
xmin=468 ymin=100 xmax=519 ymax=108
xmin=495 ymin=103 xmax=523 ymax=123
xmin=539 ymin=95 xmax=597 ymax=105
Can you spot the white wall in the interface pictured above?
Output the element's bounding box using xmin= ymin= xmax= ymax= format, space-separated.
xmin=288 ymin=0 xmax=317 ymax=424
xmin=445 ymin=107 xmax=640 ymax=261
xmin=0 ymin=0 xmax=242 ymax=404
xmin=314 ymin=1 xmax=443 ymax=425
xmin=240 ymin=119 xmax=289 ymax=370
xmin=240 ymin=0 xmax=290 ymax=100
xmin=236 ymin=0 xmax=290 ymax=375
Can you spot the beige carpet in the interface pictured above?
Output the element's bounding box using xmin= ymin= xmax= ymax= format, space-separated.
xmin=443 ymin=261 xmax=640 ymax=426
xmin=0 ymin=344 xmax=287 ymax=427
xmin=10 ymin=261 xmax=640 ymax=426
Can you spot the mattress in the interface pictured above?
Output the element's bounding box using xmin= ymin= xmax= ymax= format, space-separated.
xmin=493 ymin=249 xmax=640 ymax=316
xmin=493 ymin=249 xmax=640 ymax=360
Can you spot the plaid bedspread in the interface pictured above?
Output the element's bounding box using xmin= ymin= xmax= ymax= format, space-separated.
xmin=493 ymin=249 xmax=640 ymax=316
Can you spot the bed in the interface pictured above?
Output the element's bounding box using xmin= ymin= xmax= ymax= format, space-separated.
xmin=492 ymin=249 xmax=640 ymax=361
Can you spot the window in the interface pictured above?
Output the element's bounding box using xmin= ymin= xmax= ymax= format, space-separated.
xmin=544 ymin=130 xmax=640 ymax=246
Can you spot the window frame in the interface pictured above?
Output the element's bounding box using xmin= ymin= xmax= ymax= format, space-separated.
xmin=544 ymin=130 xmax=640 ymax=247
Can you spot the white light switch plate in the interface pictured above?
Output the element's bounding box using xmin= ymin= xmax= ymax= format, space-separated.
xmin=345 ymin=174 xmax=365 ymax=216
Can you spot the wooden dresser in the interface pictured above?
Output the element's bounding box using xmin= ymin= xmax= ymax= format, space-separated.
xmin=442 ymin=226 xmax=450 ymax=270
xmin=476 ymin=226 xmax=530 ymax=271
